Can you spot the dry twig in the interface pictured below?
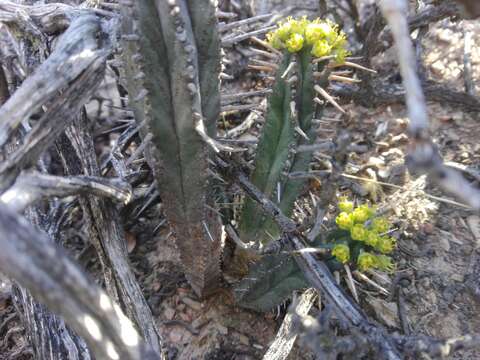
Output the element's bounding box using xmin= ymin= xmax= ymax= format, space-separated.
xmin=0 ymin=203 xmax=160 ymax=360
xmin=379 ymin=0 xmax=480 ymax=210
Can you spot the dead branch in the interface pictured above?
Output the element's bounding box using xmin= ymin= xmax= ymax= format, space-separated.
xmin=12 ymin=203 xmax=93 ymax=360
xmin=0 ymin=171 xmax=132 ymax=213
xmin=0 ymin=11 xmax=112 ymax=360
xmin=0 ymin=15 xmax=109 ymax=192
xmin=292 ymin=304 xmax=371 ymax=359
xmin=0 ymin=14 xmax=110 ymax=149
xmin=0 ymin=1 xmax=111 ymax=35
xmin=263 ymin=289 xmax=316 ymax=360
xmin=369 ymin=2 xmax=460 ymax=59
xmin=0 ymin=63 xmax=8 ymax=105
xmin=332 ymin=78 xmax=480 ymax=113
xmin=0 ymin=23 xmax=26 ymax=83
xmin=57 ymin=115 xmax=165 ymax=357
xmin=13 ymin=284 xmax=92 ymax=360
xmin=0 ymin=203 xmax=160 ymax=360
xmin=379 ymin=0 xmax=480 ymax=210
xmin=293 ymin=298 xmax=480 ymax=359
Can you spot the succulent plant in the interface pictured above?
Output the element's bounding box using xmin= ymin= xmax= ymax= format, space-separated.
xmin=235 ymin=200 xmax=396 ymax=311
xmin=229 ymin=19 xmax=394 ymax=310
xmin=239 ymin=18 xmax=348 ymax=247
xmin=118 ymin=4 xmax=372 ymax=306
xmin=119 ymin=0 xmax=222 ymax=297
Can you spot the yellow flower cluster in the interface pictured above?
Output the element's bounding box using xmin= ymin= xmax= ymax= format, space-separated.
xmin=332 ymin=244 xmax=350 ymax=264
xmin=357 ymin=252 xmax=395 ymax=272
xmin=266 ymin=17 xmax=349 ymax=63
xmin=335 ymin=203 xmax=376 ymax=230
xmin=331 ymin=200 xmax=397 ymax=272
xmin=338 ymin=197 xmax=353 ymax=213
xmin=335 ymin=211 xmax=354 ymax=230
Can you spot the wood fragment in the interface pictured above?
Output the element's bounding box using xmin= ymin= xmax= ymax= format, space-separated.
xmin=59 ymin=115 xmax=164 ymax=356
xmin=0 ymin=203 xmax=160 ymax=360
xmin=344 ymin=265 xmax=359 ymax=302
xmin=314 ymin=85 xmax=346 ymax=114
xmin=0 ymin=171 xmax=132 ymax=212
xmin=329 ymin=74 xmax=361 ymax=83
xmin=250 ymin=36 xmax=282 ymax=55
xmin=379 ymin=0 xmax=480 ymax=210
xmin=330 ymin=61 xmax=377 ymax=74
xmin=0 ymin=15 xmax=109 ymax=148
xmin=263 ymin=289 xmax=316 ymax=360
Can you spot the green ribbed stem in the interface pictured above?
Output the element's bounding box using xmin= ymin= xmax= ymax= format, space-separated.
xmin=120 ymin=0 xmax=222 ymax=298
xmin=239 ymin=49 xmax=322 ymax=246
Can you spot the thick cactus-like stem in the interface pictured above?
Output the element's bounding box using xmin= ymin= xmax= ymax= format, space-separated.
xmin=186 ymin=0 xmax=221 ymax=135
xmin=279 ymin=50 xmax=317 ymax=215
xmin=120 ymin=0 xmax=222 ymax=297
xmin=239 ymin=53 xmax=294 ymax=244
xmin=234 ymin=252 xmax=308 ymax=312
xmin=239 ymin=49 xmax=319 ymax=245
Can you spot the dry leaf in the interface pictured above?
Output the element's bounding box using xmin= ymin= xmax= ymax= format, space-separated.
xmin=125 ymin=231 xmax=137 ymax=253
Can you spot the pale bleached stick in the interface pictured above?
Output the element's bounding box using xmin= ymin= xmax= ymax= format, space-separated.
xmin=314 ymin=85 xmax=346 ymax=114
xmin=379 ymin=0 xmax=480 ymax=211
xmin=263 ymin=289 xmax=316 ymax=360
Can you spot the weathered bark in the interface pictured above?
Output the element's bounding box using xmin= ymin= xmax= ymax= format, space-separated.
xmin=0 ymin=1 xmax=109 ymax=35
xmin=56 ymin=114 xmax=165 ymax=357
xmin=0 ymin=203 xmax=160 ymax=360
xmin=0 ymin=63 xmax=9 ymax=105
xmin=0 ymin=15 xmax=109 ymax=192
xmin=1 ymin=171 xmax=131 ymax=213
xmin=7 ymin=203 xmax=91 ymax=360
xmin=0 ymin=8 xmax=164 ymax=358
xmin=0 ymin=14 xmax=108 ymax=147
xmin=263 ymin=289 xmax=316 ymax=360
xmin=13 ymin=275 xmax=92 ymax=360
xmin=0 ymin=12 xmax=113 ymax=360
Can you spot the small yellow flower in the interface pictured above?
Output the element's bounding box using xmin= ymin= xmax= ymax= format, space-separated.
xmin=291 ymin=17 xmax=309 ymax=35
xmin=357 ymin=252 xmax=377 ymax=271
xmin=365 ymin=231 xmax=379 ymax=247
xmin=350 ymin=224 xmax=368 ymax=241
xmin=376 ymin=236 xmax=396 ymax=254
xmin=266 ymin=32 xmax=284 ymax=49
xmin=311 ymin=40 xmax=332 ymax=58
xmin=375 ymin=255 xmax=395 ymax=272
xmin=285 ymin=33 xmax=305 ymax=53
xmin=352 ymin=204 xmax=375 ymax=224
xmin=276 ymin=19 xmax=294 ymax=41
xmin=331 ymin=32 xmax=347 ymax=49
xmin=371 ymin=217 xmax=390 ymax=234
xmin=334 ymin=47 xmax=349 ymax=64
xmin=332 ymin=244 xmax=350 ymax=264
xmin=266 ymin=17 xmax=348 ymax=58
xmin=338 ymin=198 xmax=354 ymax=213
xmin=305 ymin=22 xmax=332 ymax=44
xmin=336 ymin=212 xmax=354 ymax=230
